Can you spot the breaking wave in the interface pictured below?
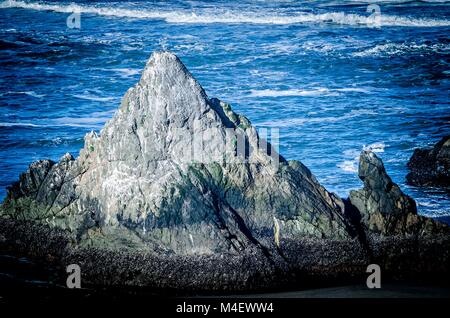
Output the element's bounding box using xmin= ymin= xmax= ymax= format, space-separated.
xmin=1 ymin=0 xmax=449 ymax=27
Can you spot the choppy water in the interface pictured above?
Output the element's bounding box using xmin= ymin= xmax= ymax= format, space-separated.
xmin=0 ymin=0 xmax=449 ymax=218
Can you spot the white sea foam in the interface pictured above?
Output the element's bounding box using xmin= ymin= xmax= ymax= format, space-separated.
xmin=52 ymin=116 xmax=109 ymax=126
xmin=109 ymin=68 xmax=141 ymax=78
xmin=299 ymin=40 xmax=353 ymax=54
xmin=250 ymin=88 xmax=334 ymax=97
xmin=338 ymin=148 xmax=360 ymax=173
xmin=1 ymin=0 xmax=449 ymax=27
xmin=335 ymin=88 xmax=370 ymax=93
xmin=0 ymin=91 xmax=45 ymax=98
xmin=23 ymin=91 xmax=45 ymax=98
xmin=249 ymin=87 xmax=369 ymax=97
xmin=337 ymin=160 xmax=358 ymax=173
xmin=0 ymin=116 xmax=108 ymax=128
xmin=72 ymin=94 xmax=116 ymax=102
xmin=256 ymin=117 xmax=308 ymax=127
xmin=418 ymin=201 xmax=440 ymax=208
xmin=353 ymin=42 xmax=450 ymax=57
xmin=338 ymin=142 xmax=385 ymax=173
xmin=249 ymin=70 xmax=289 ymax=80
xmin=0 ymin=122 xmax=40 ymax=127
xmin=363 ymin=142 xmax=386 ymax=153
xmin=257 ymin=111 xmax=373 ymax=127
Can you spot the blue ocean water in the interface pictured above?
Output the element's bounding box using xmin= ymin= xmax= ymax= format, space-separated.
xmin=0 ymin=0 xmax=449 ymax=218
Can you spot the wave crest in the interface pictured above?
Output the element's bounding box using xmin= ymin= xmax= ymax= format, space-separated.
xmin=1 ymin=0 xmax=449 ymax=27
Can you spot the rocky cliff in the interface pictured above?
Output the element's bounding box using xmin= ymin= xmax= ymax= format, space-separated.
xmin=0 ymin=52 xmax=448 ymax=291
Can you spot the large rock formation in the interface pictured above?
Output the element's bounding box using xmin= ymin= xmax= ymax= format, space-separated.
xmin=0 ymin=52 xmax=448 ymax=292
xmin=406 ymin=136 xmax=450 ymax=187
xmin=349 ymin=151 xmax=447 ymax=236
xmin=1 ymin=52 xmax=351 ymax=257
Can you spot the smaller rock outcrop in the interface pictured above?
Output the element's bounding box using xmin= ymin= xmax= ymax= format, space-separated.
xmin=349 ymin=151 xmax=447 ymax=236
xmin=2 ymin=153 xmax=76 ymax=222
xmin=406 ymin=135 xmax=450 ymax=187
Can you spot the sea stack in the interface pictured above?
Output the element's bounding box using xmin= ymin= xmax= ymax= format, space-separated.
xmin=349 ymin=151 xmax=447 ymax=235
xmin=1 ymin=51 xmax=351 ymax=254
xmin=0 ymin=52 xmax=448 ymax=291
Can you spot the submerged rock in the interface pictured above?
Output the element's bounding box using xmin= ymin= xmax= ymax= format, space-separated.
xmin=349 ymin=151 xmax=447 ymax=236
xmin=0 ymin=51 xmax=448 ymax=291
xmin=406 ymin=136 xmax=450 ymax=187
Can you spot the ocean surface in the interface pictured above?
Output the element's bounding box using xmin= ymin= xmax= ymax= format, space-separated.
xmin=0 ymin=0 xmax=449 ymax=218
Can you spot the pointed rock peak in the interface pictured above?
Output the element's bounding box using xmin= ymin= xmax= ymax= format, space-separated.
xmin=358 ymin=150 xmax=391 ymax=185
xmin=144 ymin=51 xmax=184 ymax=74
xmin=139 ymin=51 xmax=205 ymax=95
xmin=351 ymin=151 xmax=415 ymax=217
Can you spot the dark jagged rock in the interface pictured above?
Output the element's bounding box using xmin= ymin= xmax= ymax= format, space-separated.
xmin=0 ymin=52 xmax=449 ymax=291
xmin=407 ymin=135 xmax=450 ymax=187
xmin=349 ymin=150 xmax=416 ymax=221
xmin=349 ymin=151 xmax=448 ymax=236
